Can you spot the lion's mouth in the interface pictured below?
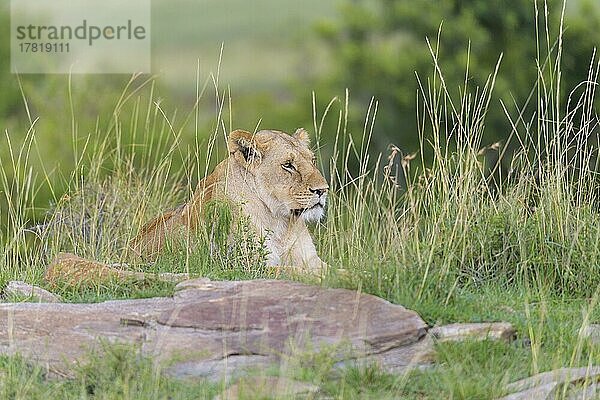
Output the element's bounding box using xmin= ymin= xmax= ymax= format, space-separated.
xmin=292 ymin=203 xmax=322 ymax=217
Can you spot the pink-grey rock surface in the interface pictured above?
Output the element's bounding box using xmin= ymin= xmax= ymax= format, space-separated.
xmin=498 ymin=366 xmax=600 ymax=400
xmin=3 ymin=281 xmax=62 ymax=303
xmin=0 ymin=278 xmax=432 ymax=381
xmin=429 ymin=322 xmax=516 ymax=343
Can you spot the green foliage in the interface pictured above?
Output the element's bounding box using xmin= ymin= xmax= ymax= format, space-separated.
xmin=57 ymin=279 xmax=176 ymax=304
xmin=0 ymin=355 xmax=49 ymax=400
xmin=3 ymin=6 xmax=600 ymax=398
xmin=39 ymin=182 xmax=177 ymax=263
xmin=0 ymin=7 xmax=23 ymax=126
xmin=335 ymin=364 xmax=400 ymax=399
xmin=155 ymin=200 xmax=270 ymax=280
xmin=405 ymin=340 xmax=530 ymax=399
xmin=0 ymin=344 xmax=218 ymax=399
xmin=317 ymin=0 xmax=600 ymax=154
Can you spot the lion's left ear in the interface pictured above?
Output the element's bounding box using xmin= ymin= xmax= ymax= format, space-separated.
xmin=293 ymin=128 xmax=310 ymax=146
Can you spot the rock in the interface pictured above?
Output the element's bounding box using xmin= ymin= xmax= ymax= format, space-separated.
xmin=0 ymin=278 xmax=432 ymax=381
xmin=566 ymin=381 xmax=600 ymax=399
xmin=335 ymin=334 xmax=436 ymax=375
xmin=430 ymin=322 xmax=516 ymax=343
xmin=582 ymin=324 xmax=600 ymax=344
xmin=172 ymin=355 xmax=276 ymax=383
xmin=3 ymin=281 xmax=62 ymax=303
xmin=499 ymin=366 xmax=600 ymax=400
xmin=44 ymin=252 xmax=189 ymax=287
xmin=498 ymin=382 xmax=557 ymax=400
xmin=506 ymin=366 xmax=600 ymax=392
xmin=214 ymin=376 xmax=319 ymax=400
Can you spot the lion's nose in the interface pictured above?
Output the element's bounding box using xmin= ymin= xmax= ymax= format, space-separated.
xmin=309 ymin=186 xmax=328 ymax=197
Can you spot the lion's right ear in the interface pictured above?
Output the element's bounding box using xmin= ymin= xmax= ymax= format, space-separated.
xmin=227 ymin=130 xmax=263 ymax=166
xmin=293 ymin=128 xmax=310 ymax=146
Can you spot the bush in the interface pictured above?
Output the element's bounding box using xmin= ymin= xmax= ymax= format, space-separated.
xmin=317 ymin=0 xmax=600 ymax=157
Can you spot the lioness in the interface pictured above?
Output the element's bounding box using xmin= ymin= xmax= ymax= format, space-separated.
xmin=130 ymin=128 xmax=329 ymax=272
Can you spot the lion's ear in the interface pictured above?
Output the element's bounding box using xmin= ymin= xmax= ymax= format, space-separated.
xmin=227 ymin=129 xmax=263 ymax=166
xmin=293 ymin=128 xmax=310 ymax=146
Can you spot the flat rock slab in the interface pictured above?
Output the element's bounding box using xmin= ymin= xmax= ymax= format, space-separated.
xmin=582 ymin=324 xmax=600 ymax=344
xmin=429 ymin=322 xmax=516 ymax=343
xmin=499 ymin=366 xmax=600 ymax=400
xmin=0 ymin=279 xmax=431 ymax=381
xmin=3 ymin=281 xmax=62 ymax=303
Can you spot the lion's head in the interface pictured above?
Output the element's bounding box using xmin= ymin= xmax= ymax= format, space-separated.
xmin=227 ymin=128 xmax=329 ymax=222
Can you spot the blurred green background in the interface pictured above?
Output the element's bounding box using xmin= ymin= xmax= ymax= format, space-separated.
xmin=1 ymin=0 xmax=600 ymax=227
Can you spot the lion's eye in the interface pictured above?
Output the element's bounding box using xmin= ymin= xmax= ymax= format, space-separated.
xmin=282 ymin=161 xmax=295 ymax=171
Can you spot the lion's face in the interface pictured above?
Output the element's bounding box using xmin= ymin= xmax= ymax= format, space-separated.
xmin=228 ymin=128 xmax=329 ymax=222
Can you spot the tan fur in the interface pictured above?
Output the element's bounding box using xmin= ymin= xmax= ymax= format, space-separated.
xmin=45 ymin=252 xmax=189 ymax=287
xmin=130 ymin=128 xmax=329 ymax=271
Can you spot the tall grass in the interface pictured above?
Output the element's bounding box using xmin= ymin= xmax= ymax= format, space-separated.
xmin=2 ymin=7 xmax=600 ymax=397
xmin=317 ymin=29 xmax=600 ymax=306
xmin=0 ymin=71 xmax=228 ymax=289
xmin=1 ymin=14 xmax=600 ymax=301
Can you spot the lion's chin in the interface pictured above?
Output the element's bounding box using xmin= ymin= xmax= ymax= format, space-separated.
xmin=292 ymin=204 xmax=325 ymax=223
